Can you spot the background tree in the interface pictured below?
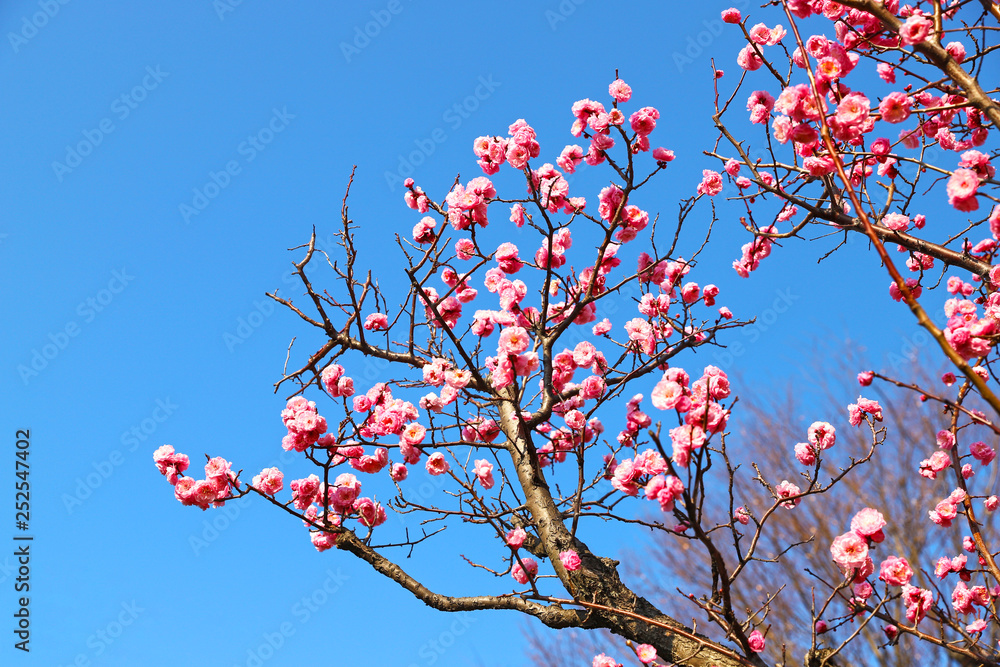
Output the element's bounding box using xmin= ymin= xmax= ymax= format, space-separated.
xmin=524 ymin=349 xmax=998 ymax=666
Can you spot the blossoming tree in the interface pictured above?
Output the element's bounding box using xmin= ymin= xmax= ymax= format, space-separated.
xmin=157 ymin=2 xmax=1000 ymax=665
xmin=525 ymin=356 xmax=995 ymax=666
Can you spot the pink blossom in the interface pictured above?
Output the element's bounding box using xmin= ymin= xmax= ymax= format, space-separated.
xmin=364 ymin=313 xmax=389 ymax=331
xmin=795 ymin=442 xmax=817 ymax=466
xmin=511 ymin=557 xmax=538 ymax=584
xmin=635 ymin=644 xmax=657 ymax=664
xmin=696 ymin=170 xmax=723 ymax=196
xmin=899 ymin=13 xmax=933 ymax=46
xmin=831 ymin=531 xmax=869 ymax=573
xmin=425 ymin=452 xmax=450 ymax=476
xmin=351 ymin=447 xmax=389 ymax=474
xmin=390 ymin=463 xmax=408 ymax=482
xmin=592 ymin=654 xmax=621 ymax=667
xmin=919 ymin=450 xmax=951 ymax=479
xmin=309 ymin=528 xmax=337 ymax=552
xmin=651 ymin=378 xmax=685 ymax=411
xmin=413 ymin=217 xmax=437 ymax=244
xmin=559 ymin=550 xmax=582 ymax=571
xmin=597 ymin=185 xmax=625 ymax=221
xmin=878 ymin=92 xmax=912 ymax=124
xmin=858 ymin=371 xmax=874 ymax=386
xmin=947 ymin=168 xmax=980 ymax=211
xmin=737 ymin=44 xmax=763 ymax=71
xmin=967 ymin=619 xmax=988 ymax=634
xmin=882 ymin=212 xmax=909 ymax=231
xmin=808 ymin=421 xmax=836 ymax=450
xmin=628 ymin=106 xmax=659 ymax=136
xmin=506 ymin=527 xmax=527 ymax=549
xmin=721 ymin=8 xmax=741 ymax=23
xmin=612 ymin=459 xmax=640 ymax=496
xmin=253 ymin=467 xmax=284 ymax=495
xmin=776 ymin=480 xmax=801 ymax=508
xmin=851 ymin=508 xmax=886 ymax=541
xmin=669 ymin=425 xmax=706 ymax=467
xmin=608 ymin=79 xmax=631 ymax=103
xmin=652 ymin=147 xmax=675 ymax=163
xmin=474 ymin=459 xmax=495 ymax=489
xmin=498 ymin=326 xmax=530 ymax=355
xmin=154 ymin=444 xmax=190 ymax=484
xmin=970 ymin=441 xmax=996 ymax=465
xmin=329 ymin=473 xmax=361 ymax=510
xmin=353 ymin=497 xmax=387 ymax=527
xmin=945 ymin=41 xmax=966 ymax=63
xmin=322 ymin=364 xmax=353 ymax=398
xmin=848 ymin=396 xmax=882 ymax=426
xmin=747 ymin=629 xmax=765 ymax=653
xmin=495 ymin=242 xmax=523 ymax=274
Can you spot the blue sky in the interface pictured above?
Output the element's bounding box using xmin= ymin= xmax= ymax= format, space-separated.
xmin=1 ymin=1 xmax=990 ymax=666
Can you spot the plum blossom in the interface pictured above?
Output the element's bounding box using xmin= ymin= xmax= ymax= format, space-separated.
xmin=425 ymin=452 xmax=450 ymax=476
xmin=697 ymin=170 xmax=723 ymax=196
xmin=253 ymin=467 xmax=284 ymax=495
xmin=899 ymin=13 xmax=933 ymax=45
xmin=776 ymin=480 xmax=801 ymax=508
xmin=831 ymin=531 xmax=869 ymax=574
xmin=879 ymin=556 xmax=914 ymax=586
xmin=559 ymin=550 xmax=582 ymax=571
xmin=511 ymin=557 xmax=538 ymax=584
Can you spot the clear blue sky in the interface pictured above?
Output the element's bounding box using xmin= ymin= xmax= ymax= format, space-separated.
xmin=1 ymin=1 xmax=984 ymax=666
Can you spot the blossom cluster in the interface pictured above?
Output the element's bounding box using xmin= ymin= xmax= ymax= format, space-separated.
xmin=154 ymin=445 xmax=237 ymax=511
